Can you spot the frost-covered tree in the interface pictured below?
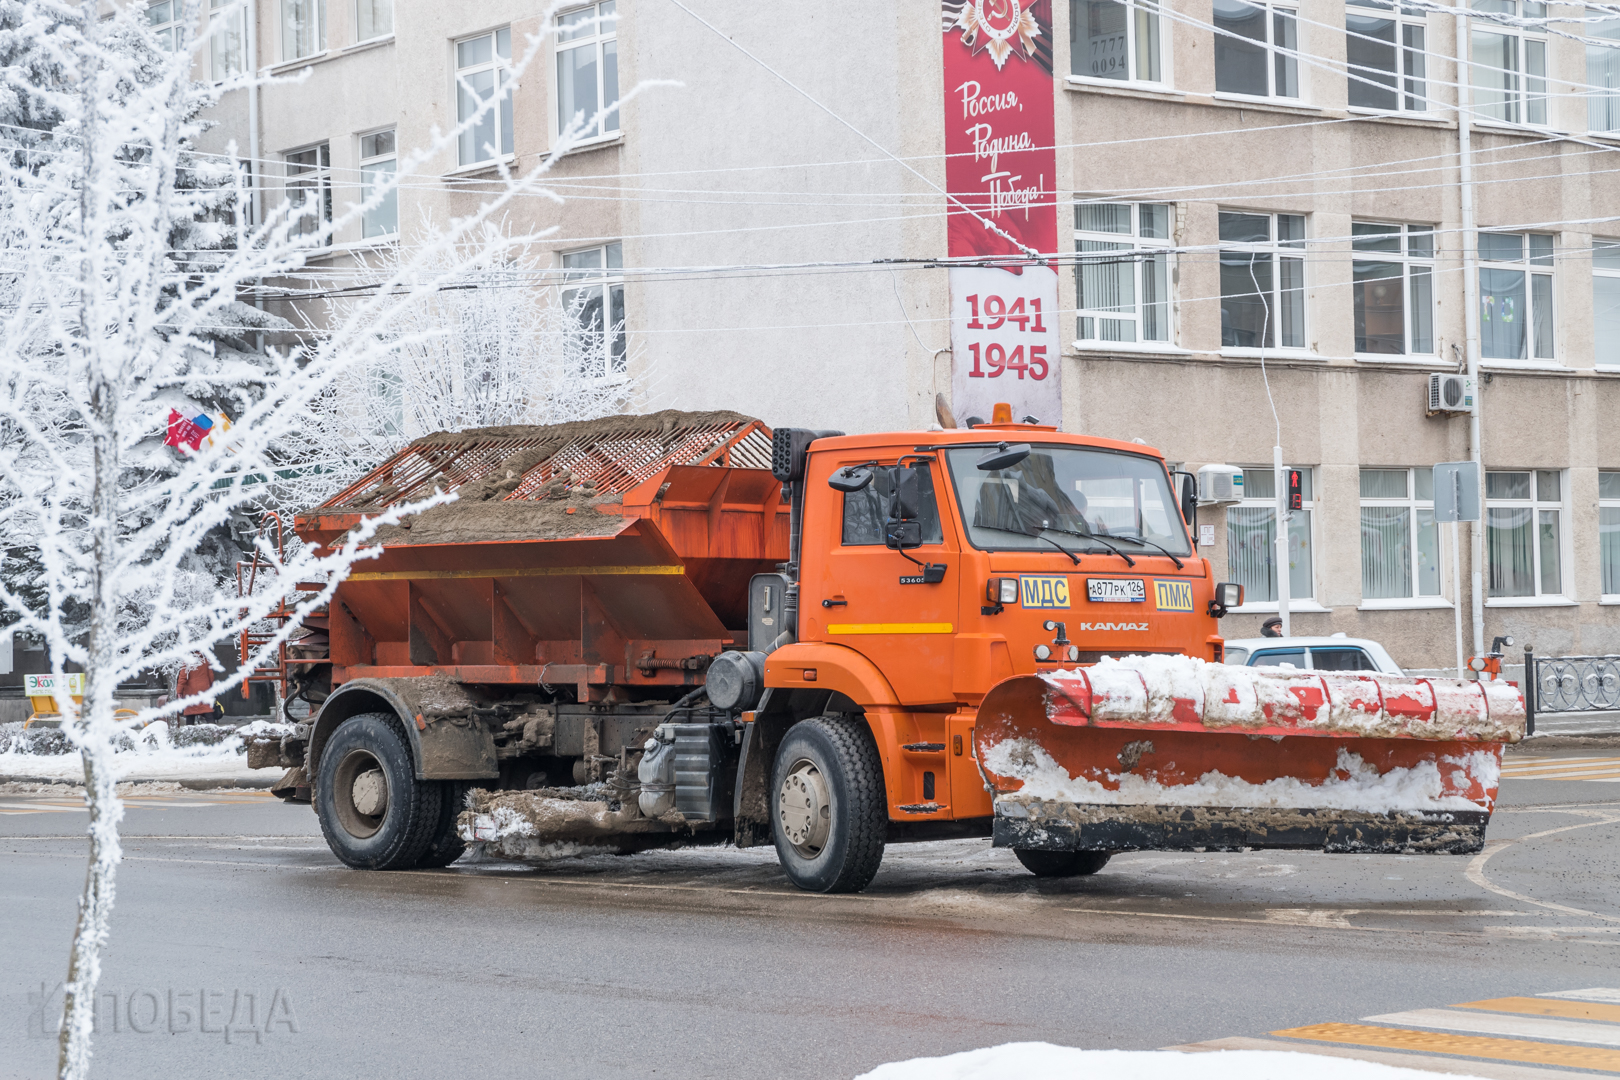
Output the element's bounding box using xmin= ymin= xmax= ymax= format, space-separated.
xmin=318 ymin=221 xmax=649 ymax=472
xmin=0 ymin=2 xmax=634 ymax=1076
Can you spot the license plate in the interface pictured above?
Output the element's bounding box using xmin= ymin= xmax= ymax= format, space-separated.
xmin=1088 ymin=578 xmax=1146 ymax=603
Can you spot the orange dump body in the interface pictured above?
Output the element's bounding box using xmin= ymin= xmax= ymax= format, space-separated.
xmin=293 ymin=418 xmax=791 ymax=701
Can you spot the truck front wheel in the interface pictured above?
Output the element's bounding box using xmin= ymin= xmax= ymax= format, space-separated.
xmin=316 ymin=712 xmax=443 ymax=870
xmin=771 ymin=716 xmax=887 ymax=893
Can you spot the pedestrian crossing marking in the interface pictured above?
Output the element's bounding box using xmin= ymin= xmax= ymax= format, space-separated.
xmin=1366 ymin=1008 xmax=1620 ymax=1047
xmin=1501 ymin=756 xmax=1620 ymax=781
xmin=1269 ymin=1022 xmax=1620 ymax=1072
xmin=1460 ymin=997 xmax=1620 ymax=1024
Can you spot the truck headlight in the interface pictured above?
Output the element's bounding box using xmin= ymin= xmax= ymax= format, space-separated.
xmin=987 ymin=578 xmax=1018 ymax=605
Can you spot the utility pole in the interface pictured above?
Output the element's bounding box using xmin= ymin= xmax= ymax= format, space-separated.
xmin=1455 ymin=0 xmax=1487 ymax=659
xmin=1275 ymin=445 xmax=1290 ymax=637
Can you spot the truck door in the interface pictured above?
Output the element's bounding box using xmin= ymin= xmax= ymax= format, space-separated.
xmin=806 ymin=458 xmax=959 ymax=706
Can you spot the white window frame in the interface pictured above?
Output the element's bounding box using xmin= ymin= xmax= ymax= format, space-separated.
xmin=1345 ymin=0 xmax=1428 ymax=114
xmin=1468 ymin=0 xmax=1548 ymax=127
xmin=1484 ymin=469 xmax=1569 ymax=604
xmin=1213 ymin=0 xmax=1300 ymax=102
xmin=555 ymin=2 xmax=621 ymax=145
xmin=1601 ymin=471 xmax=1620 ymax=601
xmin=1226 ymin=466 xmax=1319 ymax=611
xmin=1478 ymin=231 xmax=1555 ymax=362
xmin=1595 ymin=239 xmax=1620 ymax=368
xmin=455 ymin=28 xmax=514 ymax=167
xmin=281 ymin=0 xmax=325 ymax=62
xmin=356 ymin=0 xmax=392 ymax=43
xmin=1351 ymin=221 xmax=1435 ymax=357
xmin=284 ymin=143 xmax=331 ymax=243
xmin=359 ymin=129 xmax=397 ymax=240
xmin=1073 ymin=201 xmax=1175 ymax=346
xmin=1069 ymin=0 xmax=1167 ymax=88
xmin=210 ymin=0 xmax=246 ymax=81
xmin=561 ymin=243 xmax=626 ymax=381
xmin=1218 ymin=210 xmax=1307 ymax=353
xmin=1586 ymin=19 xmax=1620 ymax=132
xmin=146 ymin=0 xmax=183 ymax=50
xmin=1358 ymin=468 xmax=1447 ymax=608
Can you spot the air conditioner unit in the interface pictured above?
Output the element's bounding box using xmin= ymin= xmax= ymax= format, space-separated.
xmin=1428 ymin=373 xmax=1475 ymax=414
xmin=1197 ymin=463 xmax=1244 ymax=503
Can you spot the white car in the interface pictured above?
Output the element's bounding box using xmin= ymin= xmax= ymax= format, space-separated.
xmin=1221 ymin=634 xmax=1404 ymax=676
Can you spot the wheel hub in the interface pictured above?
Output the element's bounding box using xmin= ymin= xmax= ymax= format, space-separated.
xmin=778 ymin=759 xmax=832 ymax=856
xmin=352 ymin=768 xmax=387 ymax=817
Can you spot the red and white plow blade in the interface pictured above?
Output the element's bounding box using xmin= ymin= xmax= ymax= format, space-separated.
xmin=974 ymin=656 xmax=1525 ymax=856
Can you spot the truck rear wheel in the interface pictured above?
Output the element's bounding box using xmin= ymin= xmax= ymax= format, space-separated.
xmin=1014 ymin=849 xmax=1112 ymax=878
xmin=316 ymin=712 xmax=443 ymax=870
xmin=771 ymin=716 xmax=886 ymax=893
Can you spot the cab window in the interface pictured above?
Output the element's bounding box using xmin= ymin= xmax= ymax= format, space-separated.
xmin=842 ymin=464 xmax=944 ymax=546
xmin=1311 ymin=647 xmax=1377 ymax=672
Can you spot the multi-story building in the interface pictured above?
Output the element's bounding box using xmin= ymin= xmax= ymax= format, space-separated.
xmin=176 ymin=0 xmax=1620 ymax=671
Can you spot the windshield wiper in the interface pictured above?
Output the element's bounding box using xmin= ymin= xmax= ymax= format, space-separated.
xmin=1108 ymin=532 xmax=1185 ymax=569
xmin=968 ymin=523 xmax=1079 ymax=565
xmin=1036 ymin=525 xmax=1136 ymax=568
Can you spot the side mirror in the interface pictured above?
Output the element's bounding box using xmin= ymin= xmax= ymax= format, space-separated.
xmin=1208 ymin=582 xmax=1243 ymax=618
xmin=976 ymin=442 xmax=1030 ymax=471
xmin=885 ymin=519 xmax=923 ymax=550
xmin=887 ymin=466 xmax=921 ymax=521
xmin=1173 ymin=470 xmax=1197 ymax=526
xmin=828 ymin=465 xmax=873 ymax=493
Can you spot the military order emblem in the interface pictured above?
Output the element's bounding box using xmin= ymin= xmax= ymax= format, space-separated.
xmin=950 ymin=0 xmax=1042 ymax=70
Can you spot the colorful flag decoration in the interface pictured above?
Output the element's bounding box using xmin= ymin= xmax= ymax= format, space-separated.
xmin=165 ymin=409 xmax=214 ymax=453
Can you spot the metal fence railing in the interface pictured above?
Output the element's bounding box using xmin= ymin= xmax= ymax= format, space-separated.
xmin=1526 ymin=651 xmax=1620 ymax=731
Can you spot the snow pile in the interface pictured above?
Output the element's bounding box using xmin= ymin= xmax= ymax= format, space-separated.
xmin=983 ymin=738 xmax=1498 ymax=812
xmin=0 ymin=721 xmax=293 ymax=783
xmin=855 ymin=1045 xmax=1486 ymax=1080
xmin=1040 ymin=654 xmax=1523 ymax=741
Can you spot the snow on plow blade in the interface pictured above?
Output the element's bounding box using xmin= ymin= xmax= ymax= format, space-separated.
xmin=974 ymin=657 xmax=1524 ymax=856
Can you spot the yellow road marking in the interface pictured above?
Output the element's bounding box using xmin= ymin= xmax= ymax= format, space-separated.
xmin=1504 ymin=770 xmax=1620 ymax=782
xmin=346 ymin=564 xmax=684 ymax=582
xmin=825 ymin=623 xmax=954 ymax=635
xmin=1459 ymin=997 xmax=1620 ymax=1024
xmin=1271 ymin=1023 xmax=1620 ymax=1072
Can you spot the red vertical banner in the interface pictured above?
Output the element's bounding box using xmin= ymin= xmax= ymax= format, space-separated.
xmin=942 ymin=1 xmax=1062 ymax=426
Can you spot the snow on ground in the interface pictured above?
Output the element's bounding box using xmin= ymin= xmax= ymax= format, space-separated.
xmin=0 ymin=720 xmax=288 ymax=783
xmin=855 ymin=1045 xmax=1484 ymax=1080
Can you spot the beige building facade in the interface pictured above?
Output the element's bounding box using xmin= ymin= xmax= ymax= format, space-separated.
xmin=175 ymin=0 xmax=1620 ymax=672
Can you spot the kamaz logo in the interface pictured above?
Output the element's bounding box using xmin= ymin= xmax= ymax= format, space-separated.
xmin=1077 ymin=622 xmax=1149 ymax=631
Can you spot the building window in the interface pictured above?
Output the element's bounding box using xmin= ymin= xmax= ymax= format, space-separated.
xmin=1602 ymin=472 xmax=1620 ymax=597
xmin=285 ymin=144 xmax=330 ymax=241
xmin=1227 ymin=467 xmax=1313 ymax=604
xmin=456 ymin=28 xmax=513 ymax=166
xmin=1360 ymin=468 xmax=1441 ymax=600
xmin=146 ymin=0 xmax=182 ymax=49
xmin=1071 ymin=0 xmax=1163 ymax=84
xmin=210 ymin=0 xmax=245 ymax=80
xmin=281 ymin=0 xmax=325 ymax=61
xmin=1589 ymin=20 xmax=1620 ymax=132
xmin=1470 ymin=0 xmax=1546 ymax=125
xmin=1486 ymin=470 xmax=1564 ymax=598
xmin=557 ymin=2 xmax=620 ymax=141
xmin=1074 ymin=202 xmax=1172 ymax=344
xmin=1352 ymin=222 xmax=1434 ymax=355
xmin=1596 ymin=241 xmax=1620 ymax=367
xmin=562 ymin=243 xmax=625 ymax=378
xmin=357 ymin=0 xmax=391 ymax=41
xmin=360 ymin=130 xmax=396 ymax=239
xmin=1219 ymin=211 xmax=1305 ymax=349
xmin=1214 ymin=0 xmax=1298 ymax=99
xmin=1346 ymin=0 xmax=1426 ymax=111
xmin=1479 ymin=232 xmax=1554 ymax=361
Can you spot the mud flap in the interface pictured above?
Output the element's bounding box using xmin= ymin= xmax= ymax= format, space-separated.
xmin=992 ymin=804 xmax=1491 ymax=855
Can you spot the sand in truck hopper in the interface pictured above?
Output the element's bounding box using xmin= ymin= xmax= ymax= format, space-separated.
xmin=244 ymin=408 xmax=1524 ymax=893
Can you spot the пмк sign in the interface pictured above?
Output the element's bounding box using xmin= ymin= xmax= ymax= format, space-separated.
xmin=941 ymin=0 xmax=1060 ymax=426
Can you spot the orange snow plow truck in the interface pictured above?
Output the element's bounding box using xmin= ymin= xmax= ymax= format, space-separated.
xmin=250 ymin=409 xmax=1523 ymax=893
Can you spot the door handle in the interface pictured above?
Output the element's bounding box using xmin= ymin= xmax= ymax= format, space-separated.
xmin=821 ymin=598 xmax=848 ymax=608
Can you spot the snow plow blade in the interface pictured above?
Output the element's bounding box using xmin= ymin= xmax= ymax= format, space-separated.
xmin=974 ymin=657 xmax=1524 ymax=856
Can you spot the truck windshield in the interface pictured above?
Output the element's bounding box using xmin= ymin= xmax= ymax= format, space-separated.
xmin=944 ymin=445 xmax=1192 ymax=557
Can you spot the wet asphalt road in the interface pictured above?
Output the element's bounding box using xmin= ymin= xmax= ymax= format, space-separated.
xmin=3 ymin=740 xmax=1620 ymax=1080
